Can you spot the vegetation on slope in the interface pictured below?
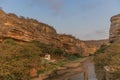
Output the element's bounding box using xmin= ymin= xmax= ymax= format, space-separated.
xmin=0 ymin=39 xmax=42 ymax=80
xmin=0 ymin=39 xmax=81 ymax=80
xmin=94 ymin=39 xmax=120 ymax=80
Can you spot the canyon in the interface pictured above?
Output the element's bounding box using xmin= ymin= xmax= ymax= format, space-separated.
xmin=95 ymin=14 xmax=120 ymax=80
xmin=0 ymin=9 xmax=107 ymax=56
xmin=2 ymin=8 xmax=120 ymax=80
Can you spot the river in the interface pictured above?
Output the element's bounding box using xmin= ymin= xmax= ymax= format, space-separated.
xmin=33 ymin=57 xmax=97 ymax=80
xmin=69 ymin=58 xmax=97 ymax=80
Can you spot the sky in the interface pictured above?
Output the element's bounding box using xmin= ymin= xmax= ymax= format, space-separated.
xmin=0 ymin=0 xmax=120 ymax=40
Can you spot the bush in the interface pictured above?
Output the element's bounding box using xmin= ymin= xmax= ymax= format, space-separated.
xmin=30 ymin=41 xmax=66 ymax=59
xmin=52 ymin=48 xmax=64 ymax=57
xmin=95 ymin=44 xmax=108 ymax=54
xmin=3 ymin=39 xmax=17 ymax=45
xmin=94 ymin=40 xmax=120 ymax=80
xmin=0 ymin=40 xmax=43 ymax=80
xmin=64 ymin=53 xmax=80 ymax=61
xmin=73 ymin=53 xmax=82 ymax=58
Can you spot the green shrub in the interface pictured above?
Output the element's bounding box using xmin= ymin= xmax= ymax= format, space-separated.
xmin=0 ymin=40 xmax=43 ymax=80
xmin=94 ymin=41 xmax=120 ymax=80
xmin=95 ymin=44 xmax=108 ymax=54
xmin=64 ymin=53 xmax=80 ymax=61
xmin=52 ymin=48 xmax=64 ymax=57
xmin=3 ymin=39 xmax=17 ymax=45
xmin=37 ymin=69 xmax=45 ymax=74
xmin=73 ymin=53 xmax=82 ymax=58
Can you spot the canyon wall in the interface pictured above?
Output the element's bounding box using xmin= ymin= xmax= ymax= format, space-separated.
xmin=95 ymin=14 xmax=120 ymax=80
xmin=0 ymin=9 xmax=107 ymax=56
xmin=109 ymin=14 xmax=120 ymax=43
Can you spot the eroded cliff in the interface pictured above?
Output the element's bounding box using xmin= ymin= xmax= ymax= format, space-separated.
xmin=95 ymin=14 xmax=120 ymax=80
xmin=0 ymin=9 xmax=106 ymax=56
xmin=109 ymin=14 xmax=120 ymax=43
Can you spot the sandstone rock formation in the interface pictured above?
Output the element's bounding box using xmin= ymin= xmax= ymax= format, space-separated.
xmin=83 ymin=40 xmax=108 ymax=56
xmin=0 ymin=9 xmax=107 ymax=56
xmin=95 ymin=14 xmax=120 ymax=80
xmin=0 ymin=9 xmax=57 ymax=43
xmin=110 ymin=14 xmax=120 ymax=43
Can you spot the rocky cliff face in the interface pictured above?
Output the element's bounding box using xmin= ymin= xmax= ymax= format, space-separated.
xmin=0 ymin=9 xmax=106 ymax=56
xmin=95 ymin=14 xmax=120 ymax=80
xmin=109 ymin=14 xmax=120 ymax=43
xmin=0 ymin=9 xmax=57 ymax=43
xmin=84 ymin=40 xmax=108 ymax=55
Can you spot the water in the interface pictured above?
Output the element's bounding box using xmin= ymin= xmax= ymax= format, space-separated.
xmin=87 ymin=62 xmax=97 ymax=80
xmin=69 ymin=59 xmax=97 ymax=80
xmin=69 ymin=73 xmax=84 ymax=80
xmin=43 ymin=57 xmax=97 ymax=80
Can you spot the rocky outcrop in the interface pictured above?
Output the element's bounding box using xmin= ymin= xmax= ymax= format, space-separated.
xmin=106 ymin=14 xmax=120 ymax=80
xmin=104 ymin=66 xmax=120 ymax=80
xmin=0 ymin=9 xmax=107 ymax=56
xmin=109 ymin=14 xmax=120 ymax=43
xmin=58 ymin=34 xmax=83 ymax=54
xmin=58 ymin=35 xmax=108 ymax=56
xmin=95 ymin=14 xmax=120 ymax=80
xmin=0 ymin=9 xmax=57 ymax=44
xmin=83 ymin=40 xmax=108 ymax=56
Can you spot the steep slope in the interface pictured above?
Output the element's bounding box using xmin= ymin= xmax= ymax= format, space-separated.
xmin=0 ymin=9 xmax=57 ymax=43
xmin=0 ymin=9 xmax=109 ymax=80
xmin=0 ymin=9 xmax=107 ymax=56
xmin=83 ymin=40 xmax=108 ymax=55
xmin=109 ymin=14 xmax=120 ymax=43
xmin=95 ymin=14 xmax=120 ymax=80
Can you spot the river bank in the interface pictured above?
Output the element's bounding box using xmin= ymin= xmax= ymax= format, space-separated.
xmin=33 ymin=57 xmax=97 ymax=80
xmin=69 ymin=57 xmax=97 ymax=80
xmin=44 ymin=57 xmax=87 ymax=80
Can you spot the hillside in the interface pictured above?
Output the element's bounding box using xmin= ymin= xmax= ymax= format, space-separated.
xmin=83 ymin=40 xmax=108 ymax=55
xmin=0 ymin=9 xmax=107 ymax=80
xmin=0 ymin=9 xmax=107 ymax=56
xmin=95 ymin=14 xmax=120 ymax=80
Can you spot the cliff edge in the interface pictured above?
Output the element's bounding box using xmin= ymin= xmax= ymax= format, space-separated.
xmin=95 ymin=14 xmax=120 ymax=80
xmin=110 ymin=14 xmax=120 ymax=43
xmin=0 ymin=9 xmax=107 ymax=56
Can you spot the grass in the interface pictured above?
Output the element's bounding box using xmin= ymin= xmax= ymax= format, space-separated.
xmin=94 ymin=39 xmax=120 ymax=80
xmin=37 ymin=54 xmax=81 ymax=75
xmin=0 ymin=39 xmax=82 ymax=80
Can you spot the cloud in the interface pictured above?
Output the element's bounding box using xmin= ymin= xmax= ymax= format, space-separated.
xmin=30 ymin=0 xmax=64 ymax=15
xmin=82 ymin=29 xmax=108 ymax=40
xmin=94 ymin=29 xmax=108 ymax=34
